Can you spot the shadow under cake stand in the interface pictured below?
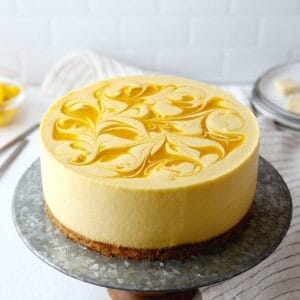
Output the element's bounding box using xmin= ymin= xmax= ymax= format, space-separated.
xmin=12 ymin=158 xmax=292 ymax=299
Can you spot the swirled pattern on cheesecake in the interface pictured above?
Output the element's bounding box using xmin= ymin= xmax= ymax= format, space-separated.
xmin=49 ymin=78 xmax=248 ymax=180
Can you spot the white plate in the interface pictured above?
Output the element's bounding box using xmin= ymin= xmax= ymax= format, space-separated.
xmin=252 ymin=61 xmax=300 ymax=130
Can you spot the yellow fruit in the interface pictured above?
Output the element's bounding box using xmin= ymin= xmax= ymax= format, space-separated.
xmin=4 ymin=85 xmax=20 ymax=100
xmin=0 ymin=82 xmax=21 ymax=125
xmin=0 ymin=83 xmax=4 ymax=104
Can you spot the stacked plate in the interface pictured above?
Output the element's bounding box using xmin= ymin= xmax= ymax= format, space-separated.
xmin=252 ymin=61 xmax=300 ymax=130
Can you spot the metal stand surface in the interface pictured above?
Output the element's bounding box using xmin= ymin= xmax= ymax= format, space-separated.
xmin=12 ymin=158 xmax=292 ymax=299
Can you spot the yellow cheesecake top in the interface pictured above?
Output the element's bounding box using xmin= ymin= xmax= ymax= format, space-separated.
xmin=40 ymin=75 xmax=259 ymax=189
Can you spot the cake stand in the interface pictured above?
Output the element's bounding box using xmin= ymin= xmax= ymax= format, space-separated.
xmin=12 ymin=158 xmax=292 ymax=300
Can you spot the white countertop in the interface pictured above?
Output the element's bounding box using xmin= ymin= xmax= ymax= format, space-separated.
xmin=0 ymin=87 xmax=110 ymax=300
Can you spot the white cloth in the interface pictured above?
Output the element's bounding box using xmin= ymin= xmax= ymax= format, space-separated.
xmin=39 ymin=51 xmax=300 ymax=299
xmin=201 ymin=109 xmax=300 ymax=300
xmin=40 ymin=51 xmax=146 ymax=100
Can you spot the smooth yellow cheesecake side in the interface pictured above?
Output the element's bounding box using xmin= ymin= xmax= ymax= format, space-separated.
xmin=40 ymin=75 xmax=259 ymax=254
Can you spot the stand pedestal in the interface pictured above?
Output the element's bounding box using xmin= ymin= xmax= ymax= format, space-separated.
xmin=108 ymin=288 xmax=199 ymax=300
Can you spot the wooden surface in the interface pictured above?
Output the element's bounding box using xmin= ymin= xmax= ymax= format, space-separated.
xmin=107 ymin=288 xmax=198 ymax=300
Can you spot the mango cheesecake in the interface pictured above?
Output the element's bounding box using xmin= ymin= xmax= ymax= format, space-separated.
xmin=40 ymin=75 xmax=259 ymax=260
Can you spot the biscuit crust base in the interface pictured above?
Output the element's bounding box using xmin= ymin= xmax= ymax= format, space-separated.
xmin=45 ymin=203 xmax=252 ymax=260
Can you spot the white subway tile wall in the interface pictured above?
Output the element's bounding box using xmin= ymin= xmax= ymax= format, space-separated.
xmin=224 ymin=49 xmax=288 ymax=81
xmin=90 ymin=0 xmax=159 ymax=15
xmin=157 ymin=49 xmax=223 ymax=80
xmin=0 ymin=0 xmax=299 ymax=84
xmin=52 ymin=18 xmax=120 ymax=47
xmin=190 ymin=17 xmax=258 ymax=47
xmin=17 ymin=0 xmax=88 ymax=16
xmin=121 ymin=16 xmax=188 ymax=47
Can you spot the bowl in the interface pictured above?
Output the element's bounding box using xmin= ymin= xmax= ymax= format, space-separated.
xmin=0 ymin=77 xmax=25 ymax=126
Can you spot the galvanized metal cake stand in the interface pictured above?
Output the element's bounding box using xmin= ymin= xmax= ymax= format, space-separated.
xmin=12 ymin=158 xmax=292 ymax=300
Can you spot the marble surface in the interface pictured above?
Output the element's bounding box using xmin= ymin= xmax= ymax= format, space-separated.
xmin=12 ymin=157 xmax=292 ymax=293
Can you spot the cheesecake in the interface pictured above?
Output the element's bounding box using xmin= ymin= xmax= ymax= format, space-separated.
xmin=40 ymin=75 xmax=259 ymax=260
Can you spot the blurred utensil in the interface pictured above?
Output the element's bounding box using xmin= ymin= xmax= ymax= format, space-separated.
xmin=0 ymin=123 xmax=39 ymax=153
xmin=0 ymin=139 xmax=28 ymax=178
